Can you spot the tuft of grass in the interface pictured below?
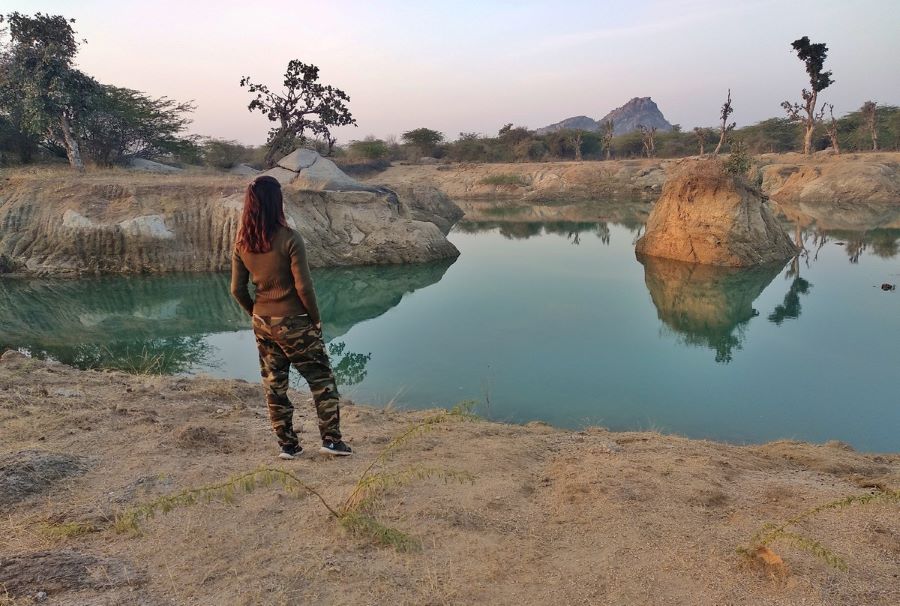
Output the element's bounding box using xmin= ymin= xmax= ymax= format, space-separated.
xmin=478 ymin=173 xmax=526 ymax=186
xmin=739 ymin=487 xmax=900 ymax=571
xmin=339 ymin=512 xmax=420 ymax=552
xmin=38 ymin=520 xmax=98 ymax=539
xmin=110 ymin=401 xmax=478 ymax=549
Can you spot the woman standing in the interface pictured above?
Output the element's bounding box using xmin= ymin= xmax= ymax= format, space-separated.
xmin=230 ymin=175 xmax=351 ymax=459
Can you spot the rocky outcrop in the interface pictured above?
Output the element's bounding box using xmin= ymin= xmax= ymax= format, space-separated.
xmin=128 ymin=158 xmax=181 ymax=173
xmin=0 ymin=449 xmax=88 ymax=507
xmin=369 ymin=153 xmax=900 ymax=210
xmin=368 ymin=159 xmax=673 ymax=202
xmin=0 ymin=166 xmax=462 ymax=276
xmin=536 ymin=97 xmax=673 ymax=136
xmin=535 ymin=115 xmax=601 ymax=135
xmin=760 ymin=154 xmax=900 ymax=206
xmin=599 ymin=97 xmax=673 ymax=135
xmin=635 ymin=160 xmax=797 ymax=266
xmin=262 ymin=148 xmax=375 ymax=192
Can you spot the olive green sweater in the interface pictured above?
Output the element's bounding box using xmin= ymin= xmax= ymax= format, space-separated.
xmin=230 ymin=226 xmax=320 ymax=322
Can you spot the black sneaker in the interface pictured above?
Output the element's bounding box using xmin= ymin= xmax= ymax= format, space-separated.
xmin=319 ymin=440 xmax=352 ymax=456
xmin=278 ymin=444 xmax=303 ymax=460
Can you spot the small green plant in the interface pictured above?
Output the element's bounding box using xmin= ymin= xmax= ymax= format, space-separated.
xmin=739 ymin=488 xmax=900 ymax=571
xmin=723 ymin=139 xmax=752 ymax=177
xmin=113 ymin=401 xmax=478 ymax=550
xmin=478 ymin=173 xmax=526 ymax=186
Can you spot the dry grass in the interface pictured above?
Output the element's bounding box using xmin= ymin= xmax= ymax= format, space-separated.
xmin=1 ymin=354 xmax=898 ymax=604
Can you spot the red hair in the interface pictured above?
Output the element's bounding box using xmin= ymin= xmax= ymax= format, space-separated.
xmin=237 ymin=176 xmax=287 ymax=253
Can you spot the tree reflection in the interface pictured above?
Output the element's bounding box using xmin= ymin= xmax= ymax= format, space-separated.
xmin=796 ymin=227 xmax=900 ymax=264
xmin=327 ymin=341 xmax=372 ymax=386
xmin=637 ymin=254 xmax=784 ymax=363
xmin=768 ymin=277 xmax=811 ymax=325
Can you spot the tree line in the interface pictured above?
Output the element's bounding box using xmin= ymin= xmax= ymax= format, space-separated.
xmin=339 ymin=104 xmax=897 ymax=165
xmin=1 ymin=15 xmax=896 ymax=171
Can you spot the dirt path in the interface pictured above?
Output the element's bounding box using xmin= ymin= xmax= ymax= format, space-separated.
xmin=1 ymin=351 xmax=897 ymax=605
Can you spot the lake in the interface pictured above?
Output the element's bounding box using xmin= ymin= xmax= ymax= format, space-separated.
xmin=2 ymin=207 xmax=898 ymax=452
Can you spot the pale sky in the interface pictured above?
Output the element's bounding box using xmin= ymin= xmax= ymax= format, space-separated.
xmin=4 ymin=0 xmax=899 ymax=145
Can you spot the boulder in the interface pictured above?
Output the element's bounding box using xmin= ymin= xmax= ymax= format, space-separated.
xmin=389 ymin=184 xmax=465 ymax=234
xmin=259 ymin=166 xmax=297 ymax=186
xmin=261 ymin=149 xmax=375 ymax=192
xmin=635 ymin=159 xmax=797 ymax=266
xmin=293 ymin=156 xmax=374 ymax=191
xmin=128 ymin=158 xmax=181 ymax=174
xmin=229 ymin=163 xmax=259 ymax=176
xmin=277 ymin=148 xmax=319 ymax=172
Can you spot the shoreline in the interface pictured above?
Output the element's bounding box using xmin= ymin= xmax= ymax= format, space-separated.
xmin=1 ymin=351 xmax=897 ymax=604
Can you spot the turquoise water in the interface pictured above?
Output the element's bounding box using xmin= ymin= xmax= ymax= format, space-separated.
xmin=2 ymin=218 xmax=898 ymax=451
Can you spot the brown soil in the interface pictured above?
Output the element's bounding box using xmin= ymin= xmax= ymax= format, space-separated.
xmin=0 ymin=351 xmax=897 ymax=605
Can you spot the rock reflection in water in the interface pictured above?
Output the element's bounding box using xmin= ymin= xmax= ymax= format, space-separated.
xmin=637 ymin=255 xmax=785 ymax=363
xmin=0 ymin=259 xmax=454 ymax=374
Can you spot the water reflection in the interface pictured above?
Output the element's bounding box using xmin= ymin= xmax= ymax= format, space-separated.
xmin=0 ymin=259 xmax=454 ymax=375
xmin=456 ymin=199 xmax=650 ymax=246
xmin=0 ymin=274 xmax=243 ymax=371
xmin=456 ymin=220 xmax=613 ymax=244
xmin=637 ymin=255 xmax=784 ymax=363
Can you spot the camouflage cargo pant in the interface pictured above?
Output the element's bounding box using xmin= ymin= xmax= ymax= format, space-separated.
xmin=251 ymin=314 xmax=342 ymax=447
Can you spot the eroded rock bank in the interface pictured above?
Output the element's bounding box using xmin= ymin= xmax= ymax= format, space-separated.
xmin=0 ymin=168 xmax=462 ymax=276
xmin=366 ymin=152 xmax=900 ymax=209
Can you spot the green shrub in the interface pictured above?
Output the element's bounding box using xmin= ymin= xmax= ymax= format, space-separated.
xmin=723 ymin=139 xmax=752 ymax=177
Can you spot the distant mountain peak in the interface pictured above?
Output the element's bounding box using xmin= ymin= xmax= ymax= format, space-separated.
xmin=536 ymin=97 xmax=673 ymax=136
xmin=599 ymin=97 xmax=673 ymax=135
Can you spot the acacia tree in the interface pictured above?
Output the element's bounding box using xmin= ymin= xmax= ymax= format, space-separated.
xmin=713 ymin=89 xmax=735 ymax=155
xmin=79 ymin=85 xmax=195 ymax=165
xmin=401 ymin=128 xmax=444 ymax=158
xmin=860 ymin=101 xmax=878 ymax=151
xmin=0 ymin=12 xmax=93 ymax=170
xmin=781 ymin=36 xmax=834 ymax=154
xmin=602 ymin=119 xmax=614 ymax=160
xmin=240 ymin=60 xmax=356 ymax=167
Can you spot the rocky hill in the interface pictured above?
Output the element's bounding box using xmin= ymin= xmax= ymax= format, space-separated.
xmin=534 ymin=115 xmax=600 ymax=135
xmin=536 ymin=97 xmax=673 ymax=135
xmin=600 ymin=97 xmax=673 ymax=135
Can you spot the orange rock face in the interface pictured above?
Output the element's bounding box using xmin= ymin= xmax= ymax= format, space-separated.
xmin=635 ymin=160 xmax=797 ymax=267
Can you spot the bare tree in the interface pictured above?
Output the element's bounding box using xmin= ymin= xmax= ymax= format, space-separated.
xmin=638 ymin=124 xmax=656 ymax=158
xmin=602 ymin=120 xmax=614 ymax=160
xmin=860 ymin=101 xmax=878 ymax=151
xmin=781 ymin=36 xmax=834 ymax=154
xmin=713 ymin=89 xmax=735 ymax=155
xmin=571 ymin=130 xmax=583 ymax=162
xmin=822 ymin=103 xmax=840 ymax=154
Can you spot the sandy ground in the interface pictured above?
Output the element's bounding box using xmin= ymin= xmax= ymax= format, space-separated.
xmin=0 ymin=351 xmax=898 ymax=605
